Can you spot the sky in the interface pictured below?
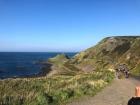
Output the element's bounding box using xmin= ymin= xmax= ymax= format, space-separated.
xmin=0 ymin=0 xmax=140 ymax=52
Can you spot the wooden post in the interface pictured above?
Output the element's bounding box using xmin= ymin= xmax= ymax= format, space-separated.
xmin=135 ymin=86 xmax=140 ymax=97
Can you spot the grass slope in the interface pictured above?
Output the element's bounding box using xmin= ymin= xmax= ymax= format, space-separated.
xmin=0 ymin=69 xmax=114 ymax=105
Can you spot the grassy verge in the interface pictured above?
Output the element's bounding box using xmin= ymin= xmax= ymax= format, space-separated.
xmin=0 ymin=70 xmax=115 ymax=105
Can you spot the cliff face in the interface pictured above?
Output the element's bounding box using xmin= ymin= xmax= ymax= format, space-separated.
xmin=70 ymin=36 xmax=140 ymax=75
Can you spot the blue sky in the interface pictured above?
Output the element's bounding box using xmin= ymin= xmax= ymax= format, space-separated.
xmin=0 ymin=0 xmax=140 ymax=52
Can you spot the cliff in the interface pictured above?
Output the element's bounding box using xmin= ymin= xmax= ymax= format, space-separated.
xmin=47 ymin=36 xmax=140 ymax=76
xmin=71 ymin=36 xmax=140 ymax=75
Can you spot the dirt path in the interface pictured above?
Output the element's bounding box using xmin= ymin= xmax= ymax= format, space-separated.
xmin=67 ymin=77 xmax=140 ymax=105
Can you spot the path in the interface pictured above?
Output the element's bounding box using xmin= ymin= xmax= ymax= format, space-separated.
xmin=67 ymin=77 xmax=140 ymax=105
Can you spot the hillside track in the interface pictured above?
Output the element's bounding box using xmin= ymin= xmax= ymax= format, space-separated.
xmin=67 ymin=77 xmax=140 ymax=105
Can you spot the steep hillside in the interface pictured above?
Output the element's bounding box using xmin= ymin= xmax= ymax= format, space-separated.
xmin=70 ymin=36 xmax=140 ymax=75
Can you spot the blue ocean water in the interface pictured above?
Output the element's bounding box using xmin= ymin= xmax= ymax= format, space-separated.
xmin=0 ymin=52 xmax=76 ymax=78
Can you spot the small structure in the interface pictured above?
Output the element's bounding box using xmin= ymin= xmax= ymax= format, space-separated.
xmin=115 ymin=64 xmax=130 ymax=79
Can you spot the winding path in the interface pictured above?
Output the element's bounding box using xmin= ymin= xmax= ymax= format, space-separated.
xmin=67 ymin=77 xmax=140 ymax=105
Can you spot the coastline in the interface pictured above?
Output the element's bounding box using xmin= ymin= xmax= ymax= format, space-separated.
xmin=0 ymin=52 xmax=77 ymax=79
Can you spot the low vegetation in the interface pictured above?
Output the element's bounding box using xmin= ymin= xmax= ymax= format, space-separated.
xmin=0 ymin=69 xmax=114 ymax=105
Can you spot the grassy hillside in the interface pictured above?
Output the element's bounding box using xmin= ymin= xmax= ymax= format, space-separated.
xmin=0 ymin=69 xmax=114 ymax=105
xmin=71 ymin=36 xmax=140 ymax=76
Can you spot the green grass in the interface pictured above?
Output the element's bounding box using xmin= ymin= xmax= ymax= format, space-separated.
xmin=131 ymin=64 xmax=140 ymax=76
xmin=0 ymin=70 xmax=115 ymax=105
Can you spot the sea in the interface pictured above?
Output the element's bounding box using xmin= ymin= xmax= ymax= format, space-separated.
xmin=0 ymin=52 xmax=77 ymax=79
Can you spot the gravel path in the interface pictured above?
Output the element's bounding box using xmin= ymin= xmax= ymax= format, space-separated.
xmin=67 ymin=77 xmax=140 ymax=105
